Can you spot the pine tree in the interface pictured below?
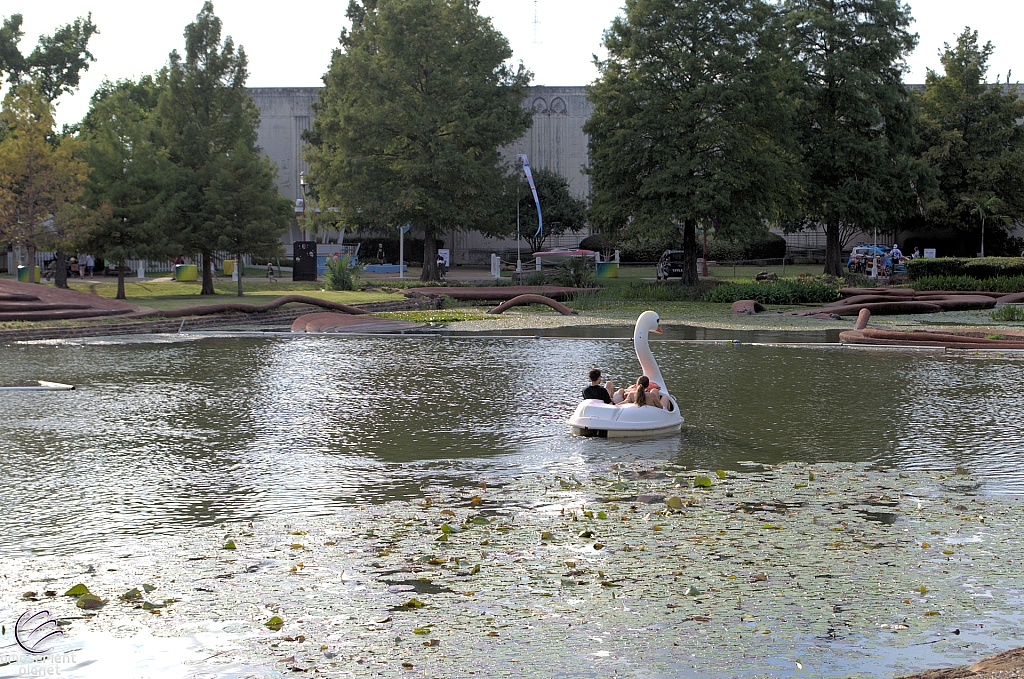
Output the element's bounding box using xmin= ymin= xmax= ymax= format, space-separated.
xmin=306 ymin=0 xmax=533 ymax=281
xmin=156 ymin=2 xmax=285 ymax=294
xmin=586 ymin=0 xmax=799 ymax=285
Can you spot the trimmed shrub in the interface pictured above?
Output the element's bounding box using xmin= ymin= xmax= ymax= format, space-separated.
xmin=554 ymin=258 xmax=596 ymax=288
xmin=907 ymin=257 xmax=1024 ymax=281
xmin=702 ymin=278 xmax=840 ymax=305
xmin=910 ymin=275 xmax=1024 ymax=293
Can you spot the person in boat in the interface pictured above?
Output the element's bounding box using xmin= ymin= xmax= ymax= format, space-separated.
xmin=582 ymin=368 xmax=613 ymax=404
xmin=613 ymin=375 xmax=668 ymax=409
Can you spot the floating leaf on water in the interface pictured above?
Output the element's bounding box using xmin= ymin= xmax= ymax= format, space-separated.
xmin=597 ymin=511 xmax=607 ymax=519
xmin=413 ymin=627 xmax=430 ymax=635
xmin=470 ymin=517 xmax=489 ymax=525
xmin=440 ymin=509 xmax=455 ymax=517
xmin=64 ymin=584 xmax=90 ymax=597
xmin=683 ymin=585 xmax=701 ymax=596
xmin=716 ymin=470 xmax=727 ymax=479
xmin=76 ymin=594 xmax=106 ymax=610
xmin=794 ymin=483 xmax=808 ymax=489
xmin=666 ymin=497 xmax=683 ymax=510
xmin=470 ymin=496 xmax=482 ymax=505
xmin=404 ymin=599 xmax=425 ymax=608
xmin=142 ymin=584 xmax=156 ymax=593
xmin=924 ymin=611 xmax=941 ymax=617
xmin=435 ymin=534 xmax=448 ymax=542
xmin=919 ymin=585 xmax=927 ymax=594
xmin=486 ymin=632 xmax=499 ymax=637
xmin=471 ymin=564 xmax=480 ymax=575
xmin=593 ymin=543 xmax=605 ymax=550
xmin=578 ymin=530 xmax=595 ymax=539
xmin=120 ymin=588 xmax=142 ymax=601
xmin=652 ymin=525 xmax=662 ymax=531
xmin=943 ymin=549 xmax=954 ymax=555
xmin=290 ymin=531 xmax=307 ymax=536
xmin=265 ymin=616 xmax=284 ymax=630
xmin=541 ymin=531 xmax=553 ymax=541
xmin=694 ymin=476 xmax=712 ymax=489
xmin=921 ymin=542 xmax=930 ymax=549
xmin=223 ymin=540 xmax=237 ymax=550
xmin=809 ymin=471 xmax=815 ymax=481
xmin=423 ymin=639 xmax=439 ymax=647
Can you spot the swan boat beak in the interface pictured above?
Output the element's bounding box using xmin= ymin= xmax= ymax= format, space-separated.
xmin=652 ymin=325 xmax=664 ymax=334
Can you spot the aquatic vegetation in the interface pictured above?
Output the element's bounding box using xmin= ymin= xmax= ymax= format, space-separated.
xmin=2 ymin=463 xmax=1023 ymax=677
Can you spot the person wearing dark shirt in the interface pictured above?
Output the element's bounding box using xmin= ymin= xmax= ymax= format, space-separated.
xmin=582 ymin=368 xmax=613 ymax=403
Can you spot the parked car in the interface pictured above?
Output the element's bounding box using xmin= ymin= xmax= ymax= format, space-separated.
xmin=847 ymin=245 xmax=906 ymax=276
xmin=657 ymin=250 xmax=689 ymax=280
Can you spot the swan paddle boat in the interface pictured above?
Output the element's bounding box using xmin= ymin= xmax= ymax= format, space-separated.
xmin=567 ymin=311 xmax=683 ymax=438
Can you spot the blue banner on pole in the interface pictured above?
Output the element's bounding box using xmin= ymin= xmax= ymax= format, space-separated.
xmin=517 ymin=154 xmax=543 ymax=238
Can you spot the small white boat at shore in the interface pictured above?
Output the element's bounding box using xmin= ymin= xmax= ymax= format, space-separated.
xmin=567 ymin=311 xmax=683 ymax=438
xmin=0 ymin=381 xmax=75 ymax=392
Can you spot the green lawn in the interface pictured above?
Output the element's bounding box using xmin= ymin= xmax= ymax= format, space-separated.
xmin=64 ymin=279 xmax=403 ymax=310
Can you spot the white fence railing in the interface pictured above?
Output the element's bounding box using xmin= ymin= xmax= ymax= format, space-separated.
xmin=5 ymin=251 xmax=253 ymax=277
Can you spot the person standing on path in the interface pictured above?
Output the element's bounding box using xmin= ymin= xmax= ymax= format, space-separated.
xmin=84 ymin=254 xmax=95 ymax=278
xmin=376 ymin=243 xmax=385 ymax=265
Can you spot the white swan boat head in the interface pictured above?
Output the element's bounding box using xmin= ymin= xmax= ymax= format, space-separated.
xmin=567 ymin=311 xmax=683 ymax=438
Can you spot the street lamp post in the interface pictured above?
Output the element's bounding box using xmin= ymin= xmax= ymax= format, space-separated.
xmin=299 ymin=172 xmax=309 ymax=241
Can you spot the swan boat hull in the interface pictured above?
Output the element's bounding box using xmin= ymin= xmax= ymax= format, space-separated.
xmin=567 ymin=399 xmax=683 ymax=438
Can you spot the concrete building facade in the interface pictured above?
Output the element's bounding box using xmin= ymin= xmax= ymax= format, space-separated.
xmin=249 ymin=86 xmax=595 ymax=264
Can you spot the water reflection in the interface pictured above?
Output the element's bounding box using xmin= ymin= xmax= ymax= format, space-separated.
xmin=1 ymin=334 xmax=1022 ymax=557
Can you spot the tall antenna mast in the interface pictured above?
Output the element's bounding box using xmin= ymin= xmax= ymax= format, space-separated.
xmin=533 ymin=0 xmax=540 ymax=44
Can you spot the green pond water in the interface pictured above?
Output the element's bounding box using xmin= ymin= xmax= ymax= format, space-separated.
xmin=0 ymin=329 xmax=1021 ymax=557
xmin=1 ymin=329 xmax=1023 ymax=679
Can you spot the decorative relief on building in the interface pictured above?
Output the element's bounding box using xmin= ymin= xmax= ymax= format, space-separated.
xmin=531 ymin=97 xmax=568 ymax=117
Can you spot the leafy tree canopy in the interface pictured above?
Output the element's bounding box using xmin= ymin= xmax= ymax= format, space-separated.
xmin=916 ymin=28 xmax=1024 ymax=254
xmin=0 ymin=13 xmax=99 ymax=102
xmin=586 ymin=0 xmax=800 ymax=285
xmin=306 ymin=0 xmax=533 ymax=280
xmin=783 ymin=0 xmax=924 ymax=275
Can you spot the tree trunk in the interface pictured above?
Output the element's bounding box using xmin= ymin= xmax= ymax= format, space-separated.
xmin=116 ymin=259 xmax=126 ymax=300
xmin=26 ymin=241 xmax=37 ymax=284
xmin=680 ymin=220 xmax=698 ymax=286
xmin=421 ymin=227 xmax=439 ymax=282
xmin=823 ymin=223 xmax=843 ymax=276
xmin=201 ymin=251 xmax=216 ymax=295
xmin=237 ymin=252 xmax=243 ymax=297
xmin=54 ymin=250 xmax=68 ymax=289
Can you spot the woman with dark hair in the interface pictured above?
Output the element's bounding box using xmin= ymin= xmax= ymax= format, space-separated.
xmin=615 ymin=375 xmax=666 ymax=409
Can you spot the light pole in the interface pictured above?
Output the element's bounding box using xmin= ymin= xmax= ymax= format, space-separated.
xmin=516 ymin=180 xmax=522 ymax=284
xmin=299 ymin=171 xmax=309 ymax=241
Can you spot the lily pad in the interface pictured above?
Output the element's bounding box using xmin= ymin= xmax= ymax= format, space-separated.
xmin=223 ymin=540 xmax=236 ymax=550
xmin=64 ymin=584 xmax=90 ymax=597
xmin=120 ymin=588 xmax=142 ymax=601
xmin=76 ymin=593 xmax=106 ymax=610
xmin=265 ymin=616 xmax=284 ymax=630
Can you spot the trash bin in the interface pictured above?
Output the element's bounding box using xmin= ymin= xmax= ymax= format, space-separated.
xmin=17 ymin=265 xmax=40 ymax=283
xmin=293 ymin=241 xmax=318 ymax=282
xmin=175 ymin=264 xmax=198 ymax=282
xmin=223 ymin=259 xmax=237 ymax=275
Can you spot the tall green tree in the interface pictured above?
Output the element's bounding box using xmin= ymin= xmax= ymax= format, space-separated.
xmin=512 ymin=168 xmax=587 ymax=254
xmin=206 ymin=141 xmax=292 ymax=296
xmin=0 ymin=82 xmax=89 ymax=283
xmin=0 ymin=13 xmax=99 ymax=103
xmin=784 ymin=0 xmax=922 ymax=275
xmin=586 ymin=0 xmax=799 ymax=285
xmin=916 ymin=28 xmax=1024 ymax=256
xmin=306 ymin=0 xmax=533 ymax=281
xmin=79 ymin=77 xmax=169 ymax=300
xmin=156 ymin=2 xmax=286 ymax=294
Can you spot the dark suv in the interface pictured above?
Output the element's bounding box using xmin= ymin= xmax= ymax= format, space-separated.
xmin=656 ymin=251 xmax=689 ymax=280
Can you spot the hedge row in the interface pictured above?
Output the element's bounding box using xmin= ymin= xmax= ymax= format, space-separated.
xmin=910 ymin=275 xmax=1024 ymax=293
xmin=702 ymin=279 xmax=841 ymax=305
xmin=579 ymin=231 xmax=787 ymax=263
xmin=906 ymin=257 xmax=1024 ymax=281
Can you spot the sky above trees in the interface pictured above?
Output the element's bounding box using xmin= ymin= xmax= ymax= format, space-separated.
xmin=9 ymin=0 xmax=1024 ymax=127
